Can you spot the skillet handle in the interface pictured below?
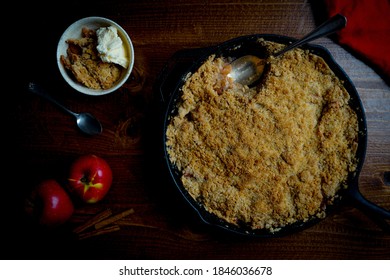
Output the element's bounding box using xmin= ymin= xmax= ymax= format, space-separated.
xmin=347 ymin=187 xmax=390 ymax=232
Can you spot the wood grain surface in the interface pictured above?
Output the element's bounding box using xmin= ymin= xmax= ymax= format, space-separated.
xmin=5 ymin=0 xmax=389 ymax=260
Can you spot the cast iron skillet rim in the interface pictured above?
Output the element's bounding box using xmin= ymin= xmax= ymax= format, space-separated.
xmin=161 ymin=34 xmax=370 ymax=237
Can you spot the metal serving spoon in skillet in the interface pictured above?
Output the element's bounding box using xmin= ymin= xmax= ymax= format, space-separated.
xmin=228 ymin=13 xmax=347 ymax=86
xmin=27 ymin=82 xmax=103 ymax=136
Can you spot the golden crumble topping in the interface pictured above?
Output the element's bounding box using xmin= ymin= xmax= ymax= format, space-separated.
xmin=60 ymin=27 xmax=122 ymax=90
xmin=166 ymin=39 xmax=358 ymax=232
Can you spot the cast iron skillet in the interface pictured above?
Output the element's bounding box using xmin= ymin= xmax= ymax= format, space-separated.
xmin=156 ymin=34 xmax=390 ymax=237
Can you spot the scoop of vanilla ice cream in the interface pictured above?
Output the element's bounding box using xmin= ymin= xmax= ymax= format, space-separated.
xmin=96 ymin=26 xmax=129 ymax=68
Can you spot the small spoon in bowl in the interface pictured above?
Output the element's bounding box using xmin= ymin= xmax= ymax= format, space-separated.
xmin=228 ymin=13 xmax=347 ymax=86
xmin=27 ymin=82 xmax=103 ymax=136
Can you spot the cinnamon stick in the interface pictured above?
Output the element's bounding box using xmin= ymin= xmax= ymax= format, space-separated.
xmin=77 ymin=225 xmax=120 ymax=240
xmin=94 ymin=208 xmax=134 ymax=229
xmin=73 ymin=208 xmax=113 ymax=234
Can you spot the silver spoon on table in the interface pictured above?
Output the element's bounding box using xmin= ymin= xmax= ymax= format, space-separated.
xmin=27 ymin=82 xmax=103 ymax=136
xmin=228 ymin=13 xmax=347 ymax=86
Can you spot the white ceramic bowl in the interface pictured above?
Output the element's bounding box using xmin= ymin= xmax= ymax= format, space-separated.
xmin=57 ymin=16 xmax=134 ymax=96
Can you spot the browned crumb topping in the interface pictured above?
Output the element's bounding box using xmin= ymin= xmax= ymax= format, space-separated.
xmin=60 ymin=27 xmax=122 ymax=90
xmin=166 ymin=39 xmax=358 ymax=232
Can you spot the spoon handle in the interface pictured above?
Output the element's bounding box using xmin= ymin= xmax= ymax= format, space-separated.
xmin=273 ymin=13 xmax=347 ymax=57
xmin=27 ymin=82 xmax=77 ymax=117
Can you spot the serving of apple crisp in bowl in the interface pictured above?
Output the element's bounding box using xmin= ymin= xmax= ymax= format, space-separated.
xmin=160 ymin=34 xmax=389 ymax=236
xmin=57 ymin=17 xmax=134 ymax=96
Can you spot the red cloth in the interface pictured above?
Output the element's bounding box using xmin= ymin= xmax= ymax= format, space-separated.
xmin=324 ymin=0 xmax=390 ymax=82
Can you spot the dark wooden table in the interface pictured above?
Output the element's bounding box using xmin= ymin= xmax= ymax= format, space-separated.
xmin=5 ymin=0 xmax=390 ymax=260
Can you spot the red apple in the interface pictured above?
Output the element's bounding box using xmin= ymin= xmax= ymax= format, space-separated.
xmin=67 ymin=154 xmax=113 ymax=203
xmin=25 ymin=179 xmax=74 ymax=227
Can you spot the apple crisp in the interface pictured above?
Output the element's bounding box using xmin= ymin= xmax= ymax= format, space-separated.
xmin=60 ymin=27 xmax=122 ymax=90
xmin=165 ymin=39 xmax=359 ymax=232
